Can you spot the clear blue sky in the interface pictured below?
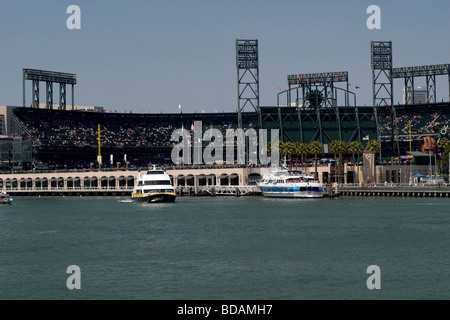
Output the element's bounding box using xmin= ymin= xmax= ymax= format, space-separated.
xmin=1 ymin=0 xmax=449 ymax=113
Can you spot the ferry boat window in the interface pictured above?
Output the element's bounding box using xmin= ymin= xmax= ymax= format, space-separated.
xmin=144 ymin=180 xmax=171 ymax=185
xmin=300 ymin=187 xmax=306 ymax=192
xmin=146 ymin=171 xmax=165 ymax=175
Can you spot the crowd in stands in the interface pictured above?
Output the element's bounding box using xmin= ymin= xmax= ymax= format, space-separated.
xmin=377 ymin=111 xmax=449 ymax=137
xmin=14 ymin=109 xmax=247 ymax=149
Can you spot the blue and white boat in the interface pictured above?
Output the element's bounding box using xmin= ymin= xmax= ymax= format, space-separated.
xmin=257 ymin=167 xmax=324 ymax=198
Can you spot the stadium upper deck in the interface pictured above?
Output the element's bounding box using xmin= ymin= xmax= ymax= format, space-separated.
xmin=10 ymin=103 xmax=450 ymax=169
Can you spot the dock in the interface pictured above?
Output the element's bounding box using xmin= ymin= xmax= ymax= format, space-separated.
xmin=337 ymin=184 xmax=450 ymax=198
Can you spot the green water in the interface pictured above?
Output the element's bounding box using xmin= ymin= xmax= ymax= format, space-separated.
xmin=0 ymin=196 xmax=449 ymax=300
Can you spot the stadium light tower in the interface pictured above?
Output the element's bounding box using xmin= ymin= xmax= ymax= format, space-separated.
xmin=236 ymin=39 xmax=262 ymax=129
xmin=371 ymin=41 xmax=399 ymax=157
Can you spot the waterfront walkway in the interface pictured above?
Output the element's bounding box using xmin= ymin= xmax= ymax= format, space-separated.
xmin=338 ymin=184 xmax=450 ymax=198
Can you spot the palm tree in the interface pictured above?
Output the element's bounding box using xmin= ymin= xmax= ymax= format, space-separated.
xmin=365 ymin=139 xmax=380 ymax=154
xmin=329 ymin=140 xmax=348 ymax=184
xmin=308 ymin=141 xmax=322 ymax=180
xmin=438 ymin=137 xmax=450 ymax=176
xmin=294 ymin=142 xmax=309 ymax=172
xmin=438 ymin=137 xmax=450 ymax=150
xmin=285 ymin=142 xmax=295 ymax=168
xmin=279 ymin=141 xmax=294 ymax=167
xmin=347 ymin=141 xmax=364 ymax=184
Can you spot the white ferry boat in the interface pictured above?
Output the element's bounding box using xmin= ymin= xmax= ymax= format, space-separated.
xmin=0 ymin=192 xmax=13 ymax=205
xmin=131 ymin=166 xmax=176 ymax=203
xmin=257 ymin=167 xmax=324 ymax=198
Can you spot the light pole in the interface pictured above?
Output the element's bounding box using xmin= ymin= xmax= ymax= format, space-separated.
xmin=427 ymin=149 xmax=432 ymax=184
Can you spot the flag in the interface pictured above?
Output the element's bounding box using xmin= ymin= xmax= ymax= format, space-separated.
xmin=191 ymin=123 xmax=195 ymax=131
xmin=278 ymin=86 xmax=281 ymax=91
xmin=363 ymin=135 xmax=370 ymax=141
xmin=356 ymin=86 xmax=360 ymax=89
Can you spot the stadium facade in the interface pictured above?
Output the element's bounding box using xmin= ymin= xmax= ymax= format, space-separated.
xmin=0 ymin=102 xmax=448 ymax=172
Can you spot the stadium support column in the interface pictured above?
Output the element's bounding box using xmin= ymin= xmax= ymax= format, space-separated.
xmin=97 ymin=124 xmax=102 ymax=166
xmin=371 ymin=41 xmax=399 ymax=159
xmin=46 ymin=82 xmax=53 ymax=109
xmin=32 ymin=80 xmax=39 ymax=108
xmin=60 ymin=83 xmax=67 ymax=111
xmin=72 ymin=84 xmax=75 ymax=110
xmin=426 ymin=75 xmax=436 ymax=104
xmin=236 ymin=39 xmax=261 ymax=129
xmin=448 ymin=65 xmax=450 ymax=102
xmin=23 ymin=70 xmax=26 ymax=107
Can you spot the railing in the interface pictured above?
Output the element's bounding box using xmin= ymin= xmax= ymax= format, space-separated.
xmin=1 ymin=186 xmax=134 ymax=192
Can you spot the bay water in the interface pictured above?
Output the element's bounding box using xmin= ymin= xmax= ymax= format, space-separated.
xmin=0 ymin=196 xmax=449 ymax=300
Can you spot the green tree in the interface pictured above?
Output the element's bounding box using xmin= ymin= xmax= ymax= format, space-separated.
xmin=294 ymin=142 xmax=309 ymax=172
xmin=439 ymin=141 xmax=450 ymax=180
xmin=329 ymin=140 xmax=348 ymax=184
xmin=279 ymin=141 xmax=295 ymax=167
xmin=347 ymin=141 xmax=364 ymax=184
xmin=438 ymin=137 xmax=450 ymax=150
xmin=308 ymin=141 xmax=322 ymax=180
xmin=265 ymin=142 xmax=271 ymax=157
xmin=365 ymin=139 xmax=380 ymax=154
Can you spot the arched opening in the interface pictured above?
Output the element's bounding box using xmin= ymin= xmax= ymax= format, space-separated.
xmin=108 ymin=176 xmax=116 ymax=188
xmin=67 ymin=177 xmax=73 ymax=189
xmin=248 ymin=173 xmax=262 ymax=185
xmin=186 ymin=174 xmax=195 ymax=187
xmin=19 ymin=178 xmax=26 ymax=189
xmin=219 ymin=174 xmax=229 ymax=186
xmin=100 ymin=176 xmax=108 ymax=188
xmin=74 ymin=177 xmax=81 ymax=189
xmin=90 ymin=177 xmax=98 ymax=188
xmin=177 ymin=175 xmax=186 ymax=187
xmin=42 ymin=178 xmax=48 ymax=189
xmin=35 ymin=178 xmax=42 ymax=189
xmin=127 ymin=176 xmax=135 ymax=188
xmin=84 ymin=177 xmax=91 ymax=188
xmin=207 ymin=174 xmax=216 ymax=186
xmin=57 ymin=177 xmax=64 ymax=188
xmin=230 ymin=173 xmax=239 ymax=186
xmin=118 ymin=176 xmax=126 ymax=188
xmin=197 ymin=174 xmax=207 ymax=186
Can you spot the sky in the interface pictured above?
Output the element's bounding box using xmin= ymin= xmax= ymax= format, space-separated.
xmin=0 ymin=0 xmax=449 ymax=113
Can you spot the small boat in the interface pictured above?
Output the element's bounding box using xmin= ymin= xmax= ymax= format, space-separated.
xmin=131 ymin=166 xmax=176 ymax=203
xmin=0 ymin=192 xmax=13 ymax=205
xmin=257 ymin=167 xmax=324 ymax=198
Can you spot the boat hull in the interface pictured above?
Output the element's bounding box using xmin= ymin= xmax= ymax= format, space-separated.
xmin=132 ymin=193 xmax=176 ymax=203
xmin=258 ymin=185 xmax=324 ymax=198
xmin=261 ymin=191 xmax=323 ymax=198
